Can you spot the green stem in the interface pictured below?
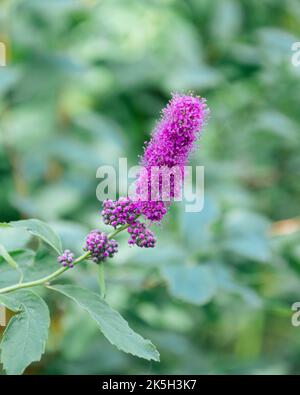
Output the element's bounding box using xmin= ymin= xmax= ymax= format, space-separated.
xmin=98 ymin=264 xmax=106 ymax=298
xmin=0 ymin=244 xmax=18 ymax=270
xmin=108 ymin=223 xmax=129 ymax=239
xmin=0 ymin=224 xmax=130 ymax=295
xmin=18 ymin=268 xmax=24 ymax=284
xmin=0 ymin=251 xmax=91 ymax=294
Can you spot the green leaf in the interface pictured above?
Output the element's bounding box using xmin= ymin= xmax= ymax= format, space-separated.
xmin=10 ymin=249 xmax=36 ymax=268
xmin=161 ymin=264 xmax=217 ymax=305
xmin=132 ymin=244 xmax=186 ymax=267
xmin=0 ymin=290 xmax=50 ymax=375
xmin=0 ymin=249 xmax=36 ymax=288
xmin=10 ymin=219 xmax=63 ymax=254
xmin=224 ymin=236 xmax=271 ymax=263
xmin=211 ymin=263 xmax=262 ymax=307
xmin=0 ymin=244 xmax=18 ymax=269
xmin=181 ymin=195 xmax=220 ymax=252
xmin=49 ymin=284 xmax=160 ymax=362
xmin=21 ymin=254 xmax=58 ymax=282
xmin=0 ymin=225 xmax=31 ymax=251
xmin=223 ymin=210 xmax=272 ymax=263
xmin=50 ymin=220 xmax=89 ymax=255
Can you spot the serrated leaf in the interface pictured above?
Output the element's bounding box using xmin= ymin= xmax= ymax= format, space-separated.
xmin=0 ymin=290 xmax=50 ymax=375
xmin=49 ymin=284 xmax=160 ymax=362
xmin=161 ymin=264 xmax=217 ymax=305
xmin=10 ymin=219 xmax=63 ymax=254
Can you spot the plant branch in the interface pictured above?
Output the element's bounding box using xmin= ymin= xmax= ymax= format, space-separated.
xmin=108 ymin=223 xmax=129 ymax=239
xmin=0 ymin=251 xmax=91 ymax=294
xmin=98 ymin=264 xmax=106 ymax=298
xmin=0 ymin=224 xmax=130 ymax=295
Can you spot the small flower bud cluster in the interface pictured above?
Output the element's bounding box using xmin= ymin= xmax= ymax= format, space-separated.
xmin=136 ymin=200 xmax=168 ymax=222
xmin=127 ymin=221 xmax=156 ymax=248
xmin=84 ymin=230 xmax=118 ymax=263
xmin=101 ymin=197 xmax=141 ymax=228
xmin=58 ymin=249 xmax=74 ymax=268
xmin=101 ymin=196 xmax=157 ymax=248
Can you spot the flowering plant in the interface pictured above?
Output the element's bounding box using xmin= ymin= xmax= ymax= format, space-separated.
xmin=0 ymin=94 xmax=208 ymax=374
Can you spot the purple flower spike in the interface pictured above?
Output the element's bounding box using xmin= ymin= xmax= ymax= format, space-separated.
xmin=135 ymin=93 xmax=209 ymax=222
xmin=58 ymin=249 xmax=75 ymax=268
xmin=84 ymin=230 xmax=118 ymax=263
xmin=99 ymin=94 xmax=209 ymax=250
xmin=127 ymin=221 xmax=156 ymax=248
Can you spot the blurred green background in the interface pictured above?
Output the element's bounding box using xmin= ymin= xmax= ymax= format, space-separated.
xmin=1 ymin=0 xmax=300 ymax=375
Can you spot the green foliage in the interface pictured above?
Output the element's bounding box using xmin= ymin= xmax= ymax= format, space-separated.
xmin=0 ymin=221 xmax=160 ymax=373
xmin=161 ymin=264 xmax=216 ymax=305
xmin=50 ymin=285 xmax=159 ymax=362
xmin=0 ymin=244 xmax=19 ymax=269
xmin=9 ymin=219 xmax=63 ymax=254
xmin=0 ymin=290 xmax=50 ymax=375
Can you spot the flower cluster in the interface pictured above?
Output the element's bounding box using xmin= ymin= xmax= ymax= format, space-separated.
xmin=101 ymin=197 xmax=140 ymax=228
xmin=101 ymin=196 xmax=156 ymax=248
xmin=83 ymin=230 xmax=118 ymax=263
xmin=58 ymin=250 xmax=74 ymax=268
xmin=135 ymin=200 xmax=167 ymax=223
xmin=127 ymin=221 xmax=156 ymax=248
xmin=60 ymin=94 xmax=208 ymax=267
